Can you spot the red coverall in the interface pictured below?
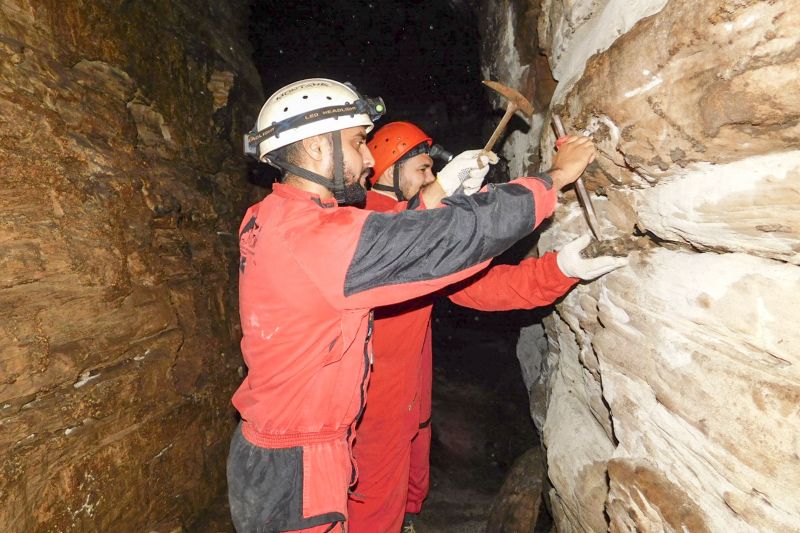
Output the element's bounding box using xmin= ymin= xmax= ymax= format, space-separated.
xmin=347 ymin=190 xmax=578 ymax=532
xmin=230 ymin=176 xmax=557 ymax=532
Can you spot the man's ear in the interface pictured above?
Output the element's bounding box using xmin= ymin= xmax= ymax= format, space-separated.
xmin=376 ymin=165 xmax=394 ymax=184
xmin=300 ymin=134 xmax=332 ymax=162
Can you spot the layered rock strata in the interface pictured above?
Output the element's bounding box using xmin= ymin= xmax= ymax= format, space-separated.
xmin=0 ymin=2 xmax=260 ymax=530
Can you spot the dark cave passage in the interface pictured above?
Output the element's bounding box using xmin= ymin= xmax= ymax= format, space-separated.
xmin=423 ymin=302 xmax=552 ymax=532
xmin=248 ymin=0 xmax=488 ymax=151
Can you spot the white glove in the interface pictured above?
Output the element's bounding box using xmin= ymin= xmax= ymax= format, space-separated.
xmin=556 ymin=234 xmax=628 ymax=280
xmin=436 ymin=149 xmax=498 ymax=196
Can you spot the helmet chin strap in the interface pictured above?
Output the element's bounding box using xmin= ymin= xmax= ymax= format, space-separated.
xmin=372 ymin=165 xmax=406 ymax=201
xmin=331 ymin=130 xmax=346 ymax=204
xmin=267 ymin=131 xmax=348 ymax=203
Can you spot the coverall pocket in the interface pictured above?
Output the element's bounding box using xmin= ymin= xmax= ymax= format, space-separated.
xmin=321 ymin=334 xmax=344 ymax=366
xmin=302 ymin=438 xmax=351 ymax=520
xmin=322 ymin=312 xmax=368 ymax=367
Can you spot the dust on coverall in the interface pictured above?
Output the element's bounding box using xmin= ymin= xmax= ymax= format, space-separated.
xmin=347 ymin=190 xmax=578 ymax=532
xmin=229 ymin=175 xmax=557 ymax=532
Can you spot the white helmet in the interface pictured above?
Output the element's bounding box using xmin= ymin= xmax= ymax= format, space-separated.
xmin=244 ymin=78 xmax=386 ymax=161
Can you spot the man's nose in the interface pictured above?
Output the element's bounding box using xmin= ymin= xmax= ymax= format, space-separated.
xmin=424 ymin=170 xmax=436 ymax=185
xmin=362 ymin=145 xmax=375 ymax=168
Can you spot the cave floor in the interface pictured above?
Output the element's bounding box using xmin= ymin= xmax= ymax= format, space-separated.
xmin=410 ymin=375 xmax=526 ymax=533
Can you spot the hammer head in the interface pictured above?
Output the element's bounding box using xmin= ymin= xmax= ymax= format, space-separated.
xmin=483 ymin=80 xmax=534 ymax=117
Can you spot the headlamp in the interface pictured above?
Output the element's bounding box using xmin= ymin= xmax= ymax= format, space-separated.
xmin=243 ymin=90 xmax=387 ymax=159
xmin=357 ymin=96 xmax=386 ymax=121
xmin=429 ymin=144 xmax=454 ymax=163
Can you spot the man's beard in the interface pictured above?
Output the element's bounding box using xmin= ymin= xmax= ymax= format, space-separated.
xmin=342 ymin=180 xmax=367 ymax=206
xmin=323 ymin=157 xmax=367 ymax=206
xmin=340 ymin=166 xmax=368 ymax=207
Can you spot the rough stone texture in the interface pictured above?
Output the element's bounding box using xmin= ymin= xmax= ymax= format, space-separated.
xmin=0 ymin=2 xmax=261 ymax=530
xmin=482 ymin=0 xmax=800 ymax=531
xmin=486 ymin=446 xmax=549 ymax=532
xmin=538 ymin=0 xmax=668 ymax=103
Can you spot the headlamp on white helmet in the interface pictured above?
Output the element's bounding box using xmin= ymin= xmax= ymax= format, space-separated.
xmin=243 ymin=78 xmax=386 ymax=161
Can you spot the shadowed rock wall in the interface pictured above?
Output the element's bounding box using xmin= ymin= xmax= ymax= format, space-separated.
xmin=481 ymin=0 xmax=800 ymax=531
xmin=0 ymin=2 xmax=261 ymax=530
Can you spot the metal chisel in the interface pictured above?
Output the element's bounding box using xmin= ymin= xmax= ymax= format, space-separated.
xmin=552 ymin=114 xmax=602 ymax=240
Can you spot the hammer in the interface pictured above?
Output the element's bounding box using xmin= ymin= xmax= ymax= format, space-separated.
xmin=478 ymin=80 xmax=535 ymax=168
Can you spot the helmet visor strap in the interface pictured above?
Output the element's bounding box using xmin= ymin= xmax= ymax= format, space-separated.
xmin=371 ymin=160 xmax=411 ymax=202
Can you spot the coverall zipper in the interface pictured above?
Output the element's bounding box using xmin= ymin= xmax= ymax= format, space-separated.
xmin=349 ymin=311 xmax=374 ymax=487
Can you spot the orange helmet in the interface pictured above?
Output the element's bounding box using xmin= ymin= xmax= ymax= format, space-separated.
xmin=368 ymin=122 xmax=433 ymax=184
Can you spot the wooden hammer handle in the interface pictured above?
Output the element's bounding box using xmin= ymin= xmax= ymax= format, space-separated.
xmin=478 ymin=104 xmax=517 ymax=168
xmin=483 ymin=105 xmax=517 ymax=153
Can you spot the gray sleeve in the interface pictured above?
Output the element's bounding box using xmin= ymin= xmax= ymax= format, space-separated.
xmin=344 ymin=182 xmax=537 ymax=296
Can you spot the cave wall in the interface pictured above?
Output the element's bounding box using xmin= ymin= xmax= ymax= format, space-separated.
xmin=0 ymin=2 xmax=261 ymax=530
xmin=480 ymin=0 xmax=800 ymax=531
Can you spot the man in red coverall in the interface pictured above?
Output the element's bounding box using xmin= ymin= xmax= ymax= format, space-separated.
xmin=347 ymin=122 xmax=627 ymax=532
xmin=230 ymin=78 xmax=606 ymax=533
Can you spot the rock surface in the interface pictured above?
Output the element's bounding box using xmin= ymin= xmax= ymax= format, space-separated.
xmin=481 ymin=0 xmax=800 ymax=530
xmin=486 ymin=446 xmax=550 ymax=533
xmin=0 ymin=2 xmax=260 ymax=530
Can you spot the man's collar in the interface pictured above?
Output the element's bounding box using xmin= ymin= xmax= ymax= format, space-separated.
xmin=271 ymin=183 xmax=338 ymax=208
xmin=370 ymin=186 xmax=397 ymax=200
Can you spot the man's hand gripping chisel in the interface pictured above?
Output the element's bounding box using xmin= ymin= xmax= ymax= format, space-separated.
xmin=552 ymin=115 xmax=602 ymax=240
